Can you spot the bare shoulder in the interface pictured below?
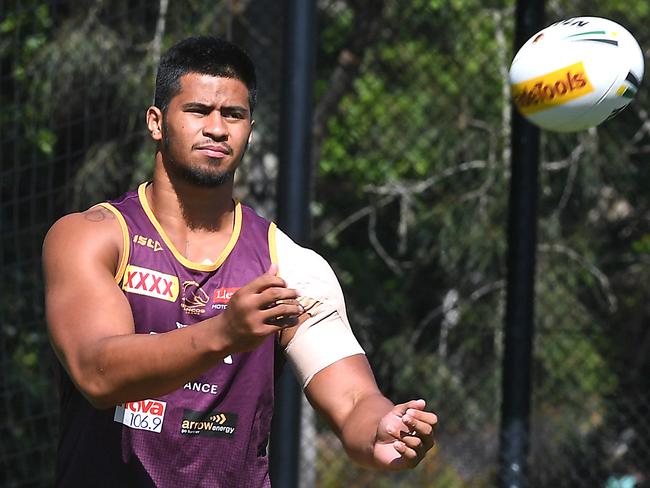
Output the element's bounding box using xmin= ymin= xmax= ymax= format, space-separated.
xmin=43 ymin=205 xmax=123 ymax=275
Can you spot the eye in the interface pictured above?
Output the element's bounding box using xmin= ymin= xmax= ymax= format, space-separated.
xmin=184 ymin=104 xmax=211 ymax=116
xmin=189 ymin=108 xmax=209 ymax=116
xmin=222 ymin=109 xmax=246 ymax=120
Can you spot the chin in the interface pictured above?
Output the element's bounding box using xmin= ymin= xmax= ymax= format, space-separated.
xmin=179 ymin=166 xmax=234 ymax=188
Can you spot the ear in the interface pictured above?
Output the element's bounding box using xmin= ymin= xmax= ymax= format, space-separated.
xmin=248 ymin=119 xmax=255 ymax=145
xmin=146 ymin=106 xmax=164 ymax=141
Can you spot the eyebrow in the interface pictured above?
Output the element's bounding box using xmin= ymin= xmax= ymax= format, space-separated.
xmin=181 ymin=102 xmax=212 ymax=111
xmin=222 ymin=106 xmax=249 ymax=115
xmin=181 ymin=102 xmax=249 ymax=115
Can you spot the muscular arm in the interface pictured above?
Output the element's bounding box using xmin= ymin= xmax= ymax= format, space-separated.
xmin=273 ymin=227 xmax=437 ymax=469
xmin=44 ymin=208 xmax=301 ymax=409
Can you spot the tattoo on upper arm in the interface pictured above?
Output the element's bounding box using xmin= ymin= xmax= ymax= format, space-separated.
xmin=84 ymin=208 xmax=115 ymax=222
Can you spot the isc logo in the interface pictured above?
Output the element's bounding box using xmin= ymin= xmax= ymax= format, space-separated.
xmin=133 ymin=234 xmax=163 ymax=252
xmin=122 ymin=265 xmax=179 ymax=302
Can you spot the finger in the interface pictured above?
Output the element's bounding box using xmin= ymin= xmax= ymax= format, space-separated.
xmin=259 ymin=287 xmax=300 ymax=308
xmin=262 ymin=303 xmax=305 ymax=327
xmin=402 ymin=411 xmax=437 ymax=450
xmin=266 ymin=315 xmax=299 ymax=327
xmin=242 ymin=263 xmax=287 ymax=293
xmin=385 ymin=412 xmax=419 ymax=440
xmin=393 ymin=399 xmax=427 ymax=416
xmin=400 ymin=433 xmax=423 ymax=451
xmin=400 ymin=424 xmax=434 ymax=452
xmin=402 ymin=410 xmax=437 ymax=435
xmin=238 ymin=272 xmax=287 ymax=296
xmin=400 ymin=419 xmax=434 ymax=448
xmin=271 ymin=298 xmax=306 ymax=315
xmin=392 ymin=440 xmax=419 ymax=462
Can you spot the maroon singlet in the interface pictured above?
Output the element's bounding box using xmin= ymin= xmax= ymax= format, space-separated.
xmin=55 ymin=183 xmax=278 ymax=487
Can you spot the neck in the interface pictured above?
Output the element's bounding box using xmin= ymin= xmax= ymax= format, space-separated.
xmin=148 ymin=165 xmax=235 ymax=233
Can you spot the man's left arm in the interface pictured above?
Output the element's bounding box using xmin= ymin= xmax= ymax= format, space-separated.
xmin=303 ymin=353 xmax=437 ymax=470
xmin=273 ymin=226 xmax=437 ymax=469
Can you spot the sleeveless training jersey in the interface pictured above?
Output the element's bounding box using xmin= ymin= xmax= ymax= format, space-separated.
xmin=56 ymin=183 xmax=278 ymax=487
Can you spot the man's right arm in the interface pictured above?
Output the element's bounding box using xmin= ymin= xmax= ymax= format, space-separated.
xmin=43 ymin=208 xmax=301 ymax=409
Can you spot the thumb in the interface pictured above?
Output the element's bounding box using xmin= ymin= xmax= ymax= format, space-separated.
xmin=267 ymin=263 xmax=279 ymax=276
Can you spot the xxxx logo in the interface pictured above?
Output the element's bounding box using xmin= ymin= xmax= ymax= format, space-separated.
xmin=122 ymin=265 xmax=179 ymax=302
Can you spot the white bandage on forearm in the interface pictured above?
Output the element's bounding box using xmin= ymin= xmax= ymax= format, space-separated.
xmin=285 ymin=300 xmax=364 ymax=388
xmin=274 ymin=229 xmax=365 ymax=388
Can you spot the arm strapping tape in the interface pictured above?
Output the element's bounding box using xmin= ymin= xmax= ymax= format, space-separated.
xmin=274 ymin=228 xmax=365 ymax=388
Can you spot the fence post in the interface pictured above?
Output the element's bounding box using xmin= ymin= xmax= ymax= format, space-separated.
xmin=269 ymin=0 xmax=316 ymax=487
xmin=498 ymin=0 xmax=544 ymax=487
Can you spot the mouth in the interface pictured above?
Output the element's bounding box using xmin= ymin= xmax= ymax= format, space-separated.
xmin=194 ymin=144 xmax=231 ymax=158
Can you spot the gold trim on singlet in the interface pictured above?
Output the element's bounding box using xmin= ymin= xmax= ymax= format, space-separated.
xmin=268 ymin=222 xmax=278 ymax=273
xmin=97 ymin=202 xmax=130 ymax=284
xmin=137 ymin=182 xmax=242 ymax=272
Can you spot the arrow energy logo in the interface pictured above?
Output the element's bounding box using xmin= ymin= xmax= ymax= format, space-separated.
xmin=180 ymin=409 xmax=238 ymax=437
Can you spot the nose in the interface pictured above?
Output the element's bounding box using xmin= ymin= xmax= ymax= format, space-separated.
xmin=203 ymin=111 xmax=228 ymax=140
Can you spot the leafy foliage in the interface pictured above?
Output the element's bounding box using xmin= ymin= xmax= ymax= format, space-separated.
xmin=313 ymin=0 xmax=650 ymax=484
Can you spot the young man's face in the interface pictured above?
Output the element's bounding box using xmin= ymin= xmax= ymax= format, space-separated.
xmin=160 ymin=73 xmax=253 ymax=187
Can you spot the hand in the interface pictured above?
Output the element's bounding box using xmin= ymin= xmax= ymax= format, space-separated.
xmin=220 ymin=264 xmax=304 ymax=352
xmin=372 ymin=399 xmax=437 ymax=470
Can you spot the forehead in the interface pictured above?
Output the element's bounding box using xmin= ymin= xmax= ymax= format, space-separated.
xmin=173 ymin=73 xmax=250 ymax=107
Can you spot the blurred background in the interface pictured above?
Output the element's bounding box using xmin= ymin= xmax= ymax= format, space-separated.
xmin=1 ymin=0 xmax=649 ymax=486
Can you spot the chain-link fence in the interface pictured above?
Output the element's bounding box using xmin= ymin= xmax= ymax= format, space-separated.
xmin=2 ymin=1 xmax=649 ymax=487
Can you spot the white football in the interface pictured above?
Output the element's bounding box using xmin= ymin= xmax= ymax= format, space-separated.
xmin=509 ymin=17 xmax=644 ymax=132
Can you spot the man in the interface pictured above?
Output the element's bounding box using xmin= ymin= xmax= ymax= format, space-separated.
xmin=44 ymin=36 xmax=437 ymax=487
